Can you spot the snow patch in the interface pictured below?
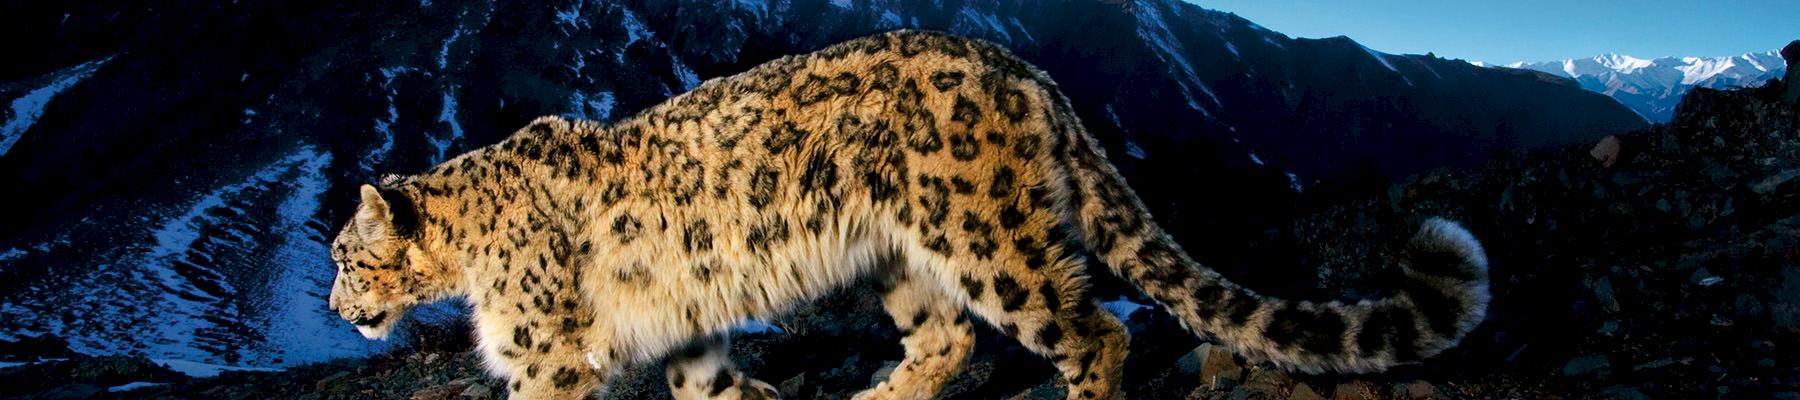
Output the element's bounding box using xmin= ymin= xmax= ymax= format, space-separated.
xmin=671 ymin=55 xmax=702 ymax=91
xmin=737 ymin=320 xmax=784 ymax=334
xmin=1008 ymin=17 xmax=1036 ymax=43
xmin=829 ymin=0 xmax=852 ymax=9
xmin=438 ymin=27 xmax=464 ymax=70
xmin=1421 ymin=61 xmax=1444 ymax=80
xmin=1675 ymin=57 xmax=1739 ymax=85
xmin=878 ymin=11 xmax=902 ymax=28
xmin=620 ymin=8 xmax=650 ymax=49
xmin=1358 ymin=44 xmax=1413 ymax=86
xmin=430 ymin=88 xmax=465 ymax=164
xmin=1125 ymin=141 xmax=1147 ymax=159
xmin=1360 ymin=44 xmax=1399 ymax=73
xmin=567 ymin=47 xmax=587 ymax=75
xmin=1286 ymin=172 xmax=1304 ymax=192
xmin=255 ymin=147 xmax=373 ymax=367
xmin=566 ymin=91 xmax=616 ymax=121
xmin=1101 ymin=297 xmax=1149 ymax=319
xmin=146 ymin=147 xmax=330 ymax=306
xmin=154 ymin=359 xmax=280 ymax=378
xmin=554 ymin=0 xmax=588 ymax=32
xmin=1132 ymin=1 xmax=1217 ymax=116
xmin=1 ymin=247 xmax=25 ymax=262
xmin=0 ymin=358 xmax=72 ymax=369
xmin=109 ymin=382 xmax=168 ymax=393
xmin=1 ymin=56 xmax=112 ymax=156
xmin=122 ymin=147 xmax=341 ymax=365
xmin=731 ymin=0 xmax=771 ymax=21
xmin=361 ymin=66 xmax=415 ymax=172
xmin=955 ymin=9 xmax=1012 ymax=43
xmin=1104 ymin=104 xmax=1127 ymax=132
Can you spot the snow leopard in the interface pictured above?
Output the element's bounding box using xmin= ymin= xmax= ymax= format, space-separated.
xmin=325 ymin=29 xmax=1489 ymax=400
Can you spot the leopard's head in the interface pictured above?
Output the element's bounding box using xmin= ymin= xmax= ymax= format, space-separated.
xmin=327 ymin=184 xmax=433 ymax=340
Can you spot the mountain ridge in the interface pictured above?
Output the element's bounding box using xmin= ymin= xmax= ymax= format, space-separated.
xmin=1493 ymin=51 xmax=1784 ymax=122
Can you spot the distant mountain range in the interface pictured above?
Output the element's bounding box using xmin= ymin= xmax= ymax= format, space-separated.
xmin=1485 ymin=52 xmax=1786 ymax=122
xmin=0 ymin=0 xmax=1644 ymax=368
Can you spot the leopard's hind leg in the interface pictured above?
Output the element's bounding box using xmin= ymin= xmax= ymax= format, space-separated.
xmin=940 ymin=239 xmax=1130 ymax=400
xmin=666 ymin=334 xmax=780 ymax=400
xmin=853 ymin=257 xmax=977 ymax=400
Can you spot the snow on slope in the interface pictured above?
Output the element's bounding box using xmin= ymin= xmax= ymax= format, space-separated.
xmin=1132 ymin=0 xmax=1218 ymax=117
xmin=0 ymin=146 xmax=389 ymax=368
xmin=1 ymin=57 xmax=112 ymax=156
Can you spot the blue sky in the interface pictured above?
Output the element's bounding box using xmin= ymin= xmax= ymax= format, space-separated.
xmin=1195 ymin=1 xmax=1800 ymax=63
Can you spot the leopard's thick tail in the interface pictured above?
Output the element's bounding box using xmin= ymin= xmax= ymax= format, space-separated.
xmin=1042 ymin=100 xmax=1488 ymax=374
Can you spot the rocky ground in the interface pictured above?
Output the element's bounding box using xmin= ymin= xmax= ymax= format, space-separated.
xmin=3 ymin=85 xmax=1797 ymax=399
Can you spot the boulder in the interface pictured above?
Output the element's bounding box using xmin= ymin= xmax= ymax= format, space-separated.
xmin=1175 ymin=343 xmax=1244 ymax=390
xmin=1563 ymin=355 xmax=1612 ymax=378
xmin=1289 ymin=383 xmax=1326 ymax=400
xmin=1331 ymin=381 xmax=1377 ymax=400
xmin=1591 ymin=135 xmax=1623 ymax=168
xmin=1396 ymin=380 xmax=1439 ymax=399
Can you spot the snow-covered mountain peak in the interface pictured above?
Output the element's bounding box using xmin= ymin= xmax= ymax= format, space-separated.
xmin=1497 ymin=49 xmax=1786 ymax=122
xmin=1594 ymin=53 xmax=1655 ymax=73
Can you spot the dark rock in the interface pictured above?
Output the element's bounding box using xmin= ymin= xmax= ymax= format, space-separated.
xmin=410 ymin=378 xmax=475 ymax=400
xmin=1563 ymin=355 xmax=1611 ymax=378
xmin=0 ymin=335 xmax=76 ymax=362
xmin=1592 ymin=135 xmax=1623 ymax=168
xmin=1226 ymin=369 xmax=1294 ymax=399
xmin=460 ymin=382 xmax=493 ymax=399
xmin=1005 ymin=382 xmax=1065 ymax=400
xmin=1752 ymin=169 xmax=1800 ymax=194
xmin=1735 ymin=294 xmax=1767 ymax=318
xmin=1176 ymin=343 xmax=1243 ymax=390
xmin=315 ymin=371 xmax=353 ymax=391
xmin=1395 ymin=381 xmax=1439 ymax=399
xmin=1597 ymin=320 xmax=1620 ymax=336
xmin=779 ymin=373 xmax=806 ymax=399
xmin=410 ymin=384 xmax=462 ymax=400
xmin=1593 ymin=277 xmax=1620 ymax=313
xmin=869 ymin=361 xmax=899 ymax=387
xmin=1632 ymin=358 xmax=1673 ymax=371
xmin=1331 ymin=381 xmax=1377 ymax=400
xmin=1289 ymin=383 xmax=1326 ymax=400
xmin=0 ymin=355 xmax=185 ymax=398
xmin=35 ymin=384 xmax=102 ymax=400
xmin=1595 ymin=385 xmax=1653 ymax=400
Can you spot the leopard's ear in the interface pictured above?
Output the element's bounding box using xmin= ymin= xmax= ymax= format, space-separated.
xmin=355 ymin=184 xmax=392 ymax=239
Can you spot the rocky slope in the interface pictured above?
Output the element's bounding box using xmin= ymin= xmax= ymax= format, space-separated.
xmin=1500 ymin=51 xmax=1786 ymax=122
xmin=6 ymin=50 xmax=1795 ymax=400
xmin=2 ymin=0 xmax=1645 ymax=375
